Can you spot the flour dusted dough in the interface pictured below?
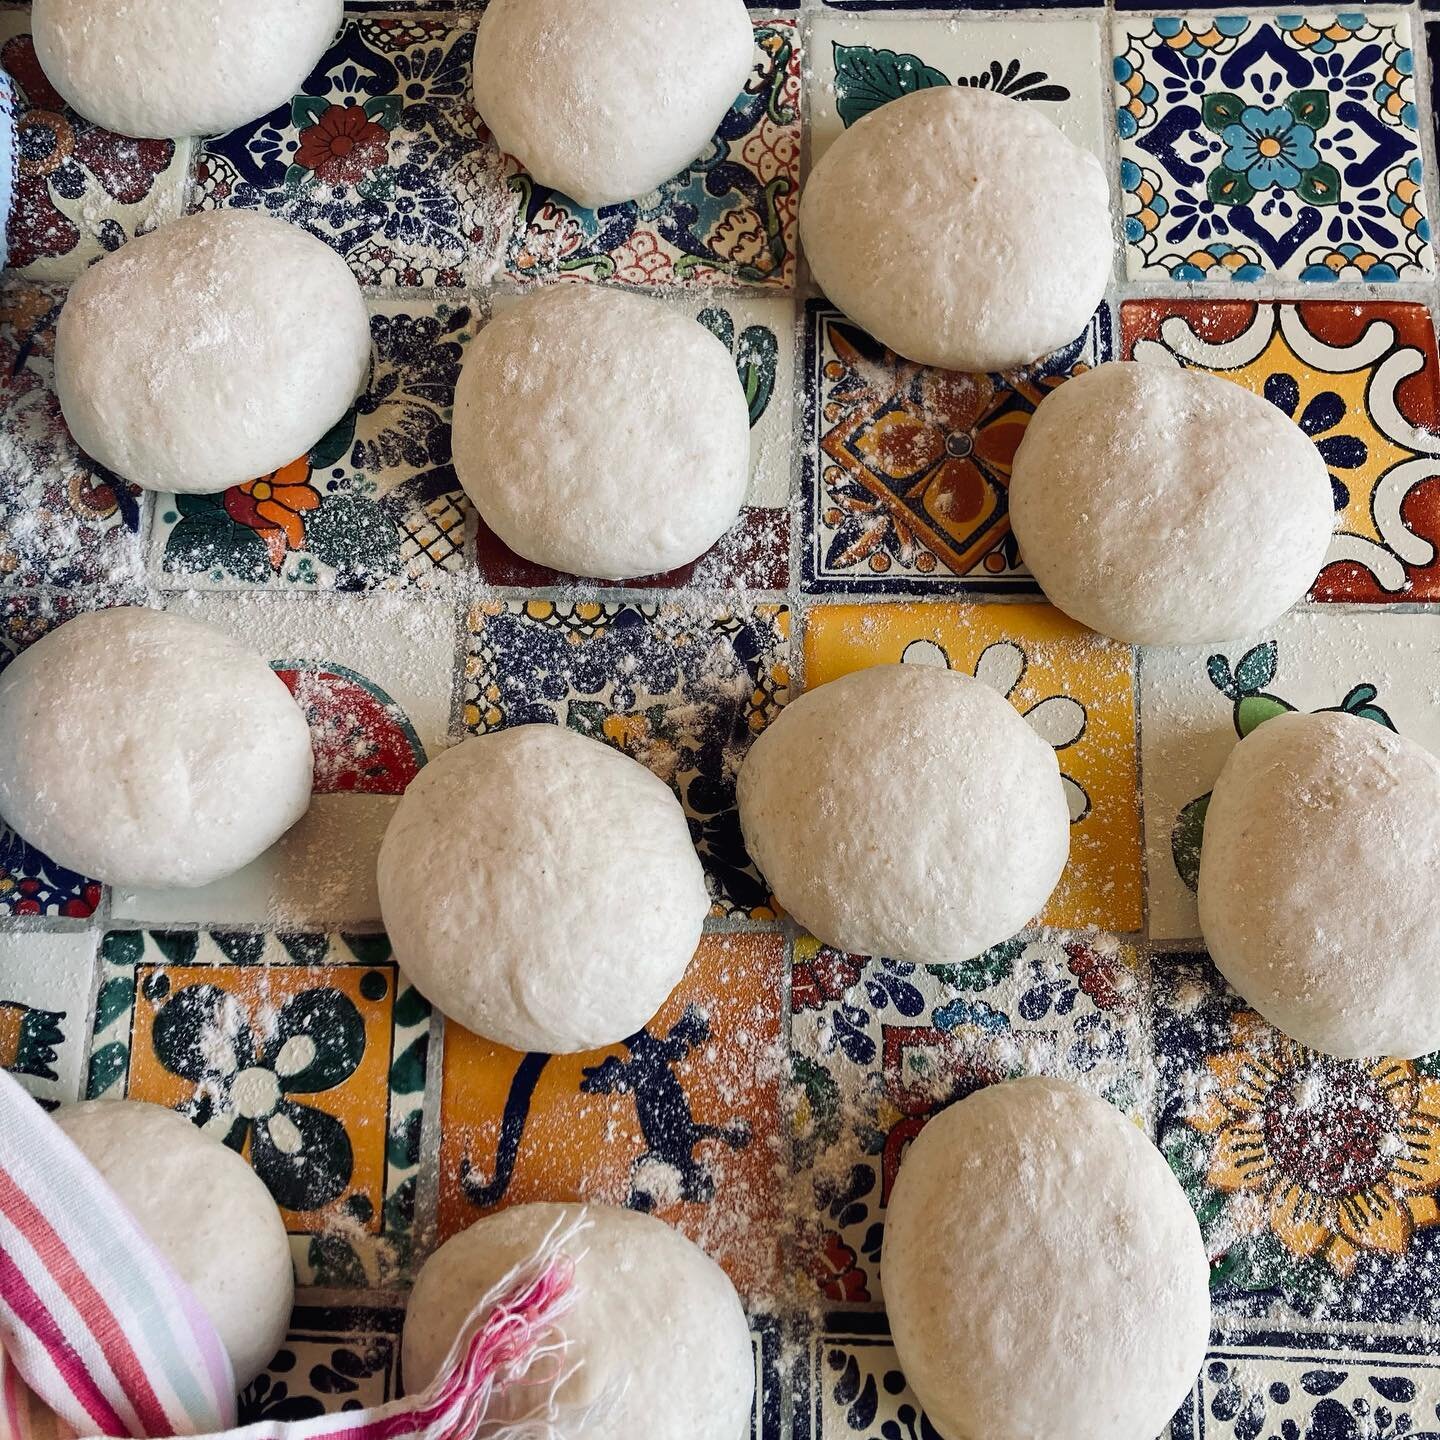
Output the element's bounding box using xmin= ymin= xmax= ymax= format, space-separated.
xmin=883 ymin=1078 xmax=1210 ymax=1440
xmin=403 ymin=1204 xmax=752 ymax=1440
xmin=32 ymin=0 xmax=342 ymax=139
xmin=55 ymin=1101 xmax=294 ymax=1390
xmin=0 ymin=608 xmax=312 ymax=890
xmin=800 ymin=88 xmax=1112 ymax=372
xmin=55 ymin=211 xmax=372 ymax=494
xmin=1199 ymin=711 xmax=1440 ymax=1058
xmin=472 ymin=0 xmax=754 ymax=208
xmin=377 ymin=726 xmax=709 ymax=1051
xmin=453 ymin=287 xmax=750 ymax=580
xmin=1010 ymin=362 xmax=1334 ymax=645
xmin=737 ymin=665 xmax=1069 ymax=963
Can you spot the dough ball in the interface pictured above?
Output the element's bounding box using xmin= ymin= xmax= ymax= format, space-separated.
xmin=0 ymin=607 xmax=312 ymax=890
xmin=55 ymin=1101 xmax=294 ymax=1389
xmin=1199 ymin=711 xmax=1440 ymax=1058
xmin=800 ymin=88 xmax=1111 ymax=372
xmin=403 ymin=1203 xmax=752 ymax=1440
xmin=377 ymin=726 xmax=709 ymax=1051
xmin=1010 ymin=362 xmax=1334 ymax=645
xmin=454 ymin=287 xmax=750 ymax=580
xmin=737 ymin=665 xmax=1069 ymax=963
xmin=883 ymin=1078 xmax=1210 ymax=1440
xmin=473 ymin=0 xmax=754 ymax=209
xmin=55 ymin=211 xmax=372 ymax=494
xmin=32 ymin=0 xmax=342 ymax=139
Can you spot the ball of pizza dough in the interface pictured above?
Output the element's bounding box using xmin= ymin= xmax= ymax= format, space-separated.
xmin=1010 ymin=362 xmax=1334 ymax=645
xmin=800 ymin=87 xmax=1112 ymax=372
xmin=472 ymin=0 xmax=754 ymax=208
xmin=453 ymin=287 xmax=750 ymax=580
xmin=737 ymin=664 xmax=1069 ymax=963
xmin=377 ymin=726 xmax=709 ymax=1051
xmin=55 ymin=211 xmax=371 ymax=494
xmin=403 ymin=1204 xmax=752 ymax=1440
xmin=0 ymin=607 xmax=313 ymax=890
xmin=55 ymin=1101 xmax=294 ymax=1389
xmin=1199 ymin=711 xmax=1440 ymax=1058
xmin=883 ymin=1078 xmax=1210 ymax=1440
xmin=31 ymin=0 xmax=342 ymax=139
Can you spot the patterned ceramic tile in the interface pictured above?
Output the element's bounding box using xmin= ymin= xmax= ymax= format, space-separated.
xmin=808 ymin=14 xmax=1108 ymax=164
xmin=802 ymin=602 xmax=1143 ymax=933
xmin=1 ymin=282 xmax=147 ymax=591
xmin=87 ymin=929 xmax=431 ymax=1289
xmin=1114 ymin=15 xmax=1431 ymax=281
xmin=0 ymin=931 xmax=96 ymax=1107
xmin=802 ymin=303 xmax=1110 ymax=594
xmin=1139 ymin=609 xmax=1440 ymax=941
xmin=464 ymin=599 xmax=790 ymax=918
xmin=1157 ymin=954 xmax=1440 ymax=1324
xmin=151 ymin=300 xmax=474 ymax=591
xmin=437 ymin=933 xmax=787 ymax=1305
xmin=195 ymin=16 xmax=510 ymax=288
xmin=792 ymin=937 xmax=1147 ymax=1309
xmin=0 ymin=20 xmax=190 ymax=281
xmin=1123 ymin=300 xmax=1440 ymax=602
xmin=502 ymin=20 xmax=800 ymax=288
xmin=475 ymin=292 xmax=794 ymax=589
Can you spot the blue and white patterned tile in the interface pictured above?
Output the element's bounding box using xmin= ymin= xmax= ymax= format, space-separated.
xmin=796 ymin=1313 xmax=937 ymax=1440
xmin=0 ymin=931 xmax=96 ymax=1107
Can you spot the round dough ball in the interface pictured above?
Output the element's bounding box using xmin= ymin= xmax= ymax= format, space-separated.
xmin=55 ymin=211 xmax=372 ymax=494
xmin=800 ymin=88 xmax=1112 ymax=372
xmin=454 ymin=287 xmax=750 ymax=580
xmin=55 ymin=1101 xmax=294 ymax=1390
xmin=737 ymin=665 xmax=1069 ymax=963
xmin=403 ymin=1203 xmax=752 ymax=1440
xmin=377 ymin=726 xmax=709 ymax=1051
xmin=473 ymin=0 xmax=754 ymax=209
xmin=1010 ymin=362 xmax=1334 ymax=645
xmin=32 ymin=0 xmax=342 ymax=139
xmin=883 ymin=1078 xmax=1210 ymax=1440
xmin=0 ymin=607 xmax=313 ymax=890
xmin=1199 ymin=711 xmax=1440 ymax=1058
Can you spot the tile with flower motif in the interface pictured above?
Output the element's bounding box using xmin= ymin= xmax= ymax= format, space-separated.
xmin=110 ymin=592 xmax=454 ymax=928
xmin=0 ymin=932 xmax=97 ymax=1107
xmin=1123 ymin=300 xmax=1440 ymax=601
xmin=1 ymin=282 xmax=147 ymax=591
xmin=1114 ymin=15 xmax=1431 ymax=281
xmin=150 ymin=299 xmax=474 ymax=591
xmin=802 ymin=304 xmax=1110 ymax=593
xmin=1156 ymin=953 xmax=1440 ymax=1324
xmin=0 ymin=18 xmax=190 ymax=281
xmin=792 ymin=936 xmax=1147 ymax=1309
xmin=1139 ymin=609 xmax=1440 ymax=941
xmin=802 ymin=602 xmax=1141 ymax=933
xmin=476 ymin=292 xmax=794 ymax=589
xmin=436 ymin=933 xmax=786 ymax=1305
xmin=88 ymin=929 xmax=431 ymax=1289
xmin=465 ymin=599 xmax=789 ymax=918
xmin=808 ymin=14 xmax=1107 ymax=165
xmin=194 ymin=16 xmax=510 ymax=287
xmin=502 ymin=20 xmax=799 ymax=288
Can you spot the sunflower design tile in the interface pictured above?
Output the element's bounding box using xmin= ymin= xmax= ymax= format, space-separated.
xmin=802 ymin=602 xmax=1142 ymax=933
xmin=1114 ymin=14 xmax=1431 ymax=281
xmin=150 ymin=300 xmax=474 ymax=592
xmin=792 ymin=936 xmax=1147 ymax=1309
xmin=0 ymin=931 xmax=96 ymax=1107
xmin=465 ymin=599 xmax=790 ymax=918
xmin=1123 ymin=301 xmax=1440 ymax=602
xmin=87 ymin=929 xmax=431 ymax=1289
xmin=436 ymin=933 xmax=786 ymax=1305
xmin=502 ymin=20 xmax=799 ymax=288
xmin=1139 ymin=610 xmax=1440 ymax=941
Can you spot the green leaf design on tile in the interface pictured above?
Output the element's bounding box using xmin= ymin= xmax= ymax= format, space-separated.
xmin=211 ymin=931 xmax=267 ymax=966
xmin=737 ymin=325 xmax=778 ymax=428
xmin=101 ymin=929 xmax=145 ymax=968
xmin=1298 ymin=161 xmax=1341 ymax=206
xmin=151 ymin=931 xmax=199 ymax=965
xmin=1338 ymin=682 xmax=1396 ymax=730
xmin=291 ymin=95 xmax=330 ymax=129
xmin=1201 ymin=92 xmax=1247 ymax=132
xmin=163 ymin=494 xmax=273 ymax=584
xmin=309 ymin=410 xmax=357 ymax=470
xmin=387 ymin=1111 xmax=423 ymax=1168
xmin=392 ymin=984 xmax=430 ymax=1029
xmin=303 ymin=498 xmax=401 ymax=583
xmin=344 ymin=933 xmax=395 ymax=968
xmin=1232 ymin=641 xmax=1278 ymax=695
xmin=93 ymin=977 xmax=135 ymax=1033
xmin=1207 ymin=165 xmax=1257 ymax=207
xmin=389 ymin=1034 xmax=428 ymax=1095
xmin=87 ymin=1041 xmax=128 ymax=1099
xmin=566 ymin=699 xmax=608 ymax=741
xmin=1171 ymin=792 xmax=1209 ymax=893
xmin=363 ymin=94 xmax=402 ymax=130
xmin=832 ymin=43 xmax=948 ymax=128
xmin=1285 ymin=89 xmax=1330 ymax=128
xmin=697 ymin=306 xmax=735 ymax=354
